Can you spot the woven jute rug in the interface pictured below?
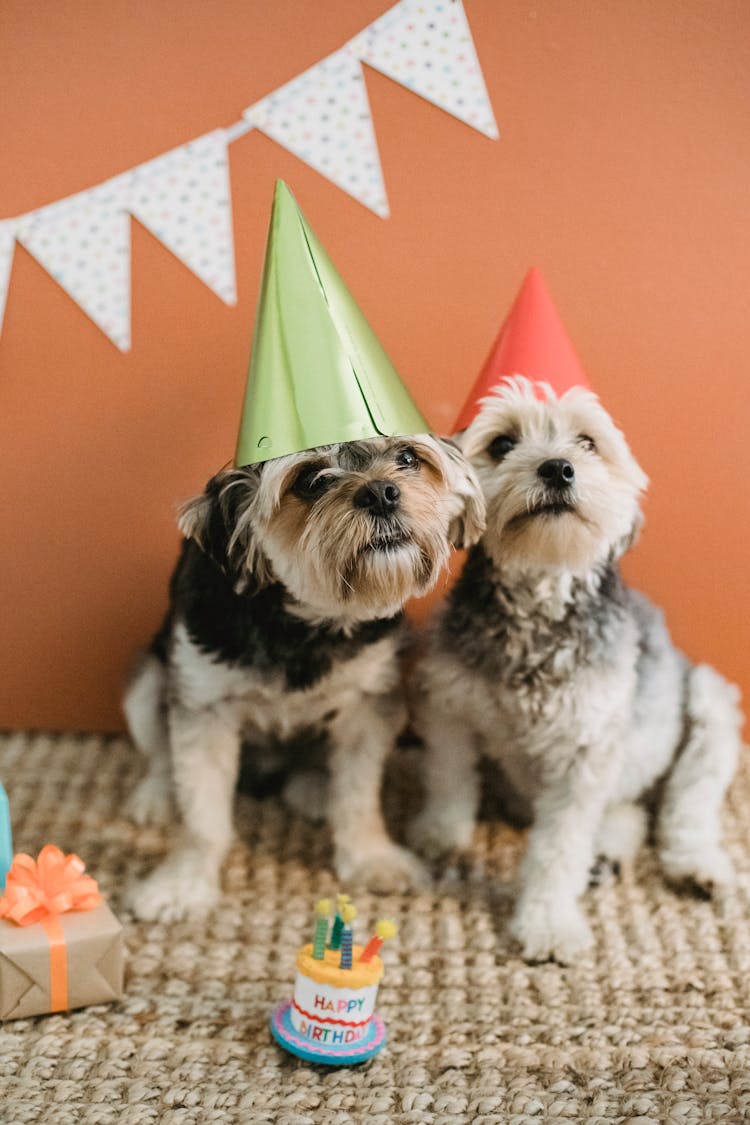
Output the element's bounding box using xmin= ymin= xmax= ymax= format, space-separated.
xmin=0 ymin=731 xmax=749 ymax=1124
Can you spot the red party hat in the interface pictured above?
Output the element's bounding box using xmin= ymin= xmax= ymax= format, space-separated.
xmin=454 ymin=268 xmax=590 ymax=431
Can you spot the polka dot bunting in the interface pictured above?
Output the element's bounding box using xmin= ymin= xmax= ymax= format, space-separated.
xmin=0 ymin=2 xmax=498 ymax=350
xmin=244 ymin=47 xmax=390 ymax=219
xmin=16 ymin=178 xmax=132 ymax=352
xmin=129 ymin=130 xmax=237 ymax=306
xmin=0 ymin=222 xmax=16 ymax=335
xmin=351 ymin=0 xmax=499 ymax=139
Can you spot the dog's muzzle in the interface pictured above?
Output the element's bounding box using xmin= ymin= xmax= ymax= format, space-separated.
xmin=537 ymin=459 xmax=575 ymax=489
xmin=353 ymin=479 xmax=400 ymax=516
xmin=353 ymin=480 xmax=409 ymax=550
xmin=524 ymin=458 xmax=578 ymax=517
xmin=508 ymin=459 xmax=580 ymax=524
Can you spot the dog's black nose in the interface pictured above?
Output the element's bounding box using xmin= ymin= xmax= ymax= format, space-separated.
xmin=538 ymin=459 xmax=575 ymax=488
xmin=353 ymin=479 xmax=401 ymax=516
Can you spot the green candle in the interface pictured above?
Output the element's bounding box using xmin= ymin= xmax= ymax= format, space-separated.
xmin=328 ymin=893 xmax=351 ymax=951
xmin=312 ymin=898 xmax=331 ymax=960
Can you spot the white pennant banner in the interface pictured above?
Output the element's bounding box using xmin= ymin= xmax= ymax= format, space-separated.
xmin=129 ymin=130 xmax=237 ymax=305
xmin=244 ymin=48 xmax=389 ymax=218
xmin=0 ymin=221 xmax=17 ymax=335
xmin=0 ymin=0 xmax=498 ymax=350
xmin=353 ymin=0 xmax=498 ymax=139
xmin=17 ymin=178 xmax=132 ymax=351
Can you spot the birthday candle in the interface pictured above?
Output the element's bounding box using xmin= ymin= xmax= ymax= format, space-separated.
xmin=359 ymin=919 xmax=398 ymax=963
xmin=0 ymin=782 xmax=12 ymax=892
xmin=312 ymin=898 xmax=331 ymax=960
xmin=338 ymin=904 xmax=357 ymax=970
xmin=328 ymin=893 xmax=351 ymax=951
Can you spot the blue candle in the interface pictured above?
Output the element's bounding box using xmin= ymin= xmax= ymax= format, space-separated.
xmin=0 ymin=782 xmax=12 ymax=892
xmin=338 ymin=904 xmax=357 ymax=970
xmin=340 ymin=926 xmax=354 ymax=970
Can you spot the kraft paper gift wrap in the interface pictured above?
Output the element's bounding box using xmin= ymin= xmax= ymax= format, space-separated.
xmin=0 ymin=844 xmax=124 ymax=1020
xmin=0 ymin=899 xmax=124 ymax=1020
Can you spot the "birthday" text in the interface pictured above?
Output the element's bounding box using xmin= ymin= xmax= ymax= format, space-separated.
xmin=298 ymin=1018 xmax=367 ymax=1043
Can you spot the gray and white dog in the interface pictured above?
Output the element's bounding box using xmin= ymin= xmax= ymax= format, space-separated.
xmin=411 ymin=377 xmax=742 ymax=963
xmin=124 ymin=435 xmax=484 ymax=922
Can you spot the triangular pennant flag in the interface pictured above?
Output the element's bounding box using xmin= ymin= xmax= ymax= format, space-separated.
xmin=0 ymin=221 xmax=17 ymax=336
xmin=353 ymin=0 xmax=498 ymax=139
xmin=235 ymin=181 xmax=427 ymax=466
xmin=129 ymin=130 xmax=237 ymax=305
xmin=17 ymin=180 xmax=131 ymax=351
xmin=454 ymin=268 xmax=591 ymax=431
xmin=243 ymin=48 xmax=389 ymax=218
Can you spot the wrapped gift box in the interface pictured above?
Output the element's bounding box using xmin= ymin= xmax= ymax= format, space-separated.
xmin=0 ymin=899 xmax=123 ymax=1020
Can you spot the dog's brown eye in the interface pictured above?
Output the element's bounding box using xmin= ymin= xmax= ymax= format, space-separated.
xmin=291 ymin=465 xmax=332 ymax=500
xmin=396 ymin=447 xmax=419 ymax=468
xmin=487 ymin=434 xmax=516 ymax=460
xmin=578 ymin=434 xmax=597 ymax=452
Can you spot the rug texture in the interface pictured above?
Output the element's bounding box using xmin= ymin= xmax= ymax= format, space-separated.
xmin=0 ymin=731 xmax=749 ymax=1124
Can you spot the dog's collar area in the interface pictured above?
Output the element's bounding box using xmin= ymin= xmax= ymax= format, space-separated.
xmin=446 ymin=544 xmax=625 ymax=616
xmin=282 ymin=591 xmax=404 ymax=635
xmin=174 ymin=540 xmax=404 ymax=692
xmin=440 ymin=544 xmax=630 ymax=684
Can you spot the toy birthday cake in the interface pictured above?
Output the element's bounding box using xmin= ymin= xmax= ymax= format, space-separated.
xmin=271 ymin=896 xmax=397 ymax=1064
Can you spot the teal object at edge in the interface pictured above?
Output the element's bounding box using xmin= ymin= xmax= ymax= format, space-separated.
xmin=0 ymin=782 xmax=12 ymax=892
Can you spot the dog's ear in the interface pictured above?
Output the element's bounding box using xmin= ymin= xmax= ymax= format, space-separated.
xmin=434 ymin=436 xmax=487 ymax=549
xmin=177 ymin=466 xmax=272 ymax=591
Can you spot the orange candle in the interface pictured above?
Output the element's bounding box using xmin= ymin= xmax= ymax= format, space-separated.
xmin=359 ymin=919 xmax=397 ymax=963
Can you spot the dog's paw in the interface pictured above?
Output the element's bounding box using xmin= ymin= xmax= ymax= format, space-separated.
xmin=661 ymin=846 xmax=735 ymax=897
xmin=125 ymin=773 xmax=174 ymax=827
xmin=408 ymin=806 xmax=476 ymax=862
xmin=128 ymin=855 xmax=220 ymax=922
xmin=336 ymin=843 xmax=429 ymax=893
xmin=509 ymin=898 xmax=593 ymax=964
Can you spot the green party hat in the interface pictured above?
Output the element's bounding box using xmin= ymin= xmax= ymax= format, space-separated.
xmin=235 ymin=181 xmax=428 ymax=467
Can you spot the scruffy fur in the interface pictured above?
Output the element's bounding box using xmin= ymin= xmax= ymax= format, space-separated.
xmin=124 ymin=435 xmax=484 ymax=922
xmin=411 ymin=378 xmax=743 ymax=963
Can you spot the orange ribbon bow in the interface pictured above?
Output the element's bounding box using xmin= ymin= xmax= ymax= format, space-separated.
xmin=0 ymin=844 xmax=100 ymax=926
xmin=0 ymin=845 xmax=101 ymax=1013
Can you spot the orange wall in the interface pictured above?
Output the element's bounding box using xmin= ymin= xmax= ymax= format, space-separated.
xmin=0 ymin=1 xmax=748 ymax=731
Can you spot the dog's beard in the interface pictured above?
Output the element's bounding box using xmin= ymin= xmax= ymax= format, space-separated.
xmin=477 ymin=464 xmax=642 ymax=575
xmin=336 ymin=526 xmax=446 ymax=614
xmin=490 ymin=497 xmax=601 ymax=572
